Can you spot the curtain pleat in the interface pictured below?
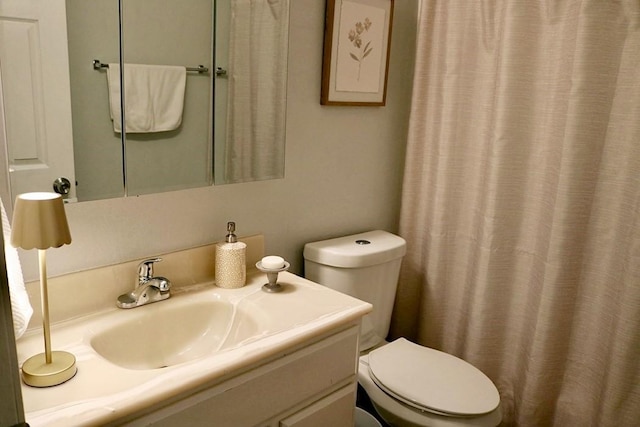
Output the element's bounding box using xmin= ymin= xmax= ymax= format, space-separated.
xmin=392 ymin=1 xmax=640 ymax=425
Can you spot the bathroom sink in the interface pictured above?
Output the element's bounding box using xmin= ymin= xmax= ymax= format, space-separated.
xmin=90 ymin=298 xmax=260 ymax=370
xmin=19 ymin=271 xmax=372 ymax=427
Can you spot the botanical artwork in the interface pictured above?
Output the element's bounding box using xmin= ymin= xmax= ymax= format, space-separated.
xmin=335 ymin=1 xmax=385 ymax=93
xmin=348 ymin=17 xmax=373 ymax=81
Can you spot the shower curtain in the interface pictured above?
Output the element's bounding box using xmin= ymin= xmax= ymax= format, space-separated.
xmin=391 ymin=1 xmax=639 ymax=425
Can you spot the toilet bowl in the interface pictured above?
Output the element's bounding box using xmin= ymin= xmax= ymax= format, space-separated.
xmin=355 ymin=407 xmax=383 ymax=427
xmin=358 ymin=339 xmax=501 ymax=426
xmin=304 ymin=231 xmax=502 ymax=427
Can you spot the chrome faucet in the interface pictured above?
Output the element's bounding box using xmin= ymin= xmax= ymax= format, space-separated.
xmin=116 ymin=258 xmax=171 ymax=309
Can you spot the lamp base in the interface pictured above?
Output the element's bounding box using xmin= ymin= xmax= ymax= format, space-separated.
xmin=22 ymin=351 xmax=77 ymax=387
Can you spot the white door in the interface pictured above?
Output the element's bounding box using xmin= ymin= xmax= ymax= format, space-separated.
xmin=0 ymin=0 xmax=76 ymax=205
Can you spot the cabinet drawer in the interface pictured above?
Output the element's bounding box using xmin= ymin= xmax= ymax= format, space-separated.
xmin=280 ymin=383 xmax=357 ymax=427
xmin=139 ymin=326 xmax=360 ymax=427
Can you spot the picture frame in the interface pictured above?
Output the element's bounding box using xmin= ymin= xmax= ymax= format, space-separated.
xmin=321 ymin=0 xmax=394 ymax=106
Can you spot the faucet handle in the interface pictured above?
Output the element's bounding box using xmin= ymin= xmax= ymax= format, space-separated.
xmin=156 ymin=277 xmax=171 ymax=293
xmin=138 ymin=257 xmax=162 ymax=282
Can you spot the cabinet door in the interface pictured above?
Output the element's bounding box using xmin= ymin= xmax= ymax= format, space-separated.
xmin=280 ymin=383 xmax=356 ymax=427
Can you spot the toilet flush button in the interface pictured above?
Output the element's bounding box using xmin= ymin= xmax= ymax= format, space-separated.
xmin=355 ymin=239 xmax=371 ymax=245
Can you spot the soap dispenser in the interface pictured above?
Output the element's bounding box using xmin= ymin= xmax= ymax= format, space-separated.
xmin=215 ymin=222 xmax=247 ymax=288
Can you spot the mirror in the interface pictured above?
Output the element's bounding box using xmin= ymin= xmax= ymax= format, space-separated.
xmin=122 ymin=0 xmax=214 ymax=197
xmin=67 ymin=0 xmax=215 ymax=201
xmin=0 ymin=0 xmax=289 ymax=205
xmin=0 ymin=0 xmax=78 ymax=203
xmin=213 ymin=0 xmax=289 ymax=184
xmin=65 ymin=0 xmax=124 ymax=201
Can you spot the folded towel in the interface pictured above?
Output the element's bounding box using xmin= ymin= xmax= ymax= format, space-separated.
xmin=107 ymin=63 xmax=187 ymax=133
xmin=1 ymin=199 xmax=32 ymax=339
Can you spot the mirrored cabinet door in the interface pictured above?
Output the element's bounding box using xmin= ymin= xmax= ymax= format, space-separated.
xmin=121 ymin=0 xmax=214 ymax=197
xmin=0 ymin=0 xmax=77 ymax=203
xmin=66 ymin=0 xmax=123 ymax=201
xmin=213 ymin=0 xmax=289 ymax=185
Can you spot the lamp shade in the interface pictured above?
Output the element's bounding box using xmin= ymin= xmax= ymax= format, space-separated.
xmin=10 ymin=192 xmax=72 ymax=250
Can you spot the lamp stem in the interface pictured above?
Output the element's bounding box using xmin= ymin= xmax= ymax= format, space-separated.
xmin=20 ymin=247 xmax=76 ymax=387
xmin=38 ymin=249 xmax=52 ymax=364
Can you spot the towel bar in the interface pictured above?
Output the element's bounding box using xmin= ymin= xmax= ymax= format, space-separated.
xmin=92 ymin=59 xmax=208 ymax=74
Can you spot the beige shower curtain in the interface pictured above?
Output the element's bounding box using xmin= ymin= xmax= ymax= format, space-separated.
xmin=391 ymin=1 xmax=639 ymax=425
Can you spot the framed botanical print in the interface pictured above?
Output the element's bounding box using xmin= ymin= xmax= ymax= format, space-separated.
xmin=321 ymin=0 xmax=394 ymax=106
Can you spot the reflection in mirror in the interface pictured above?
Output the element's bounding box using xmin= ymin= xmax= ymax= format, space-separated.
xmin=0 ymin=0 xmax=77 ymax=205
xmin=122 ymin=0 xmax=213 ymax=196
xmin=67 ymin=0 xmax=213 ymax=200
xmin=1 ymin=0 xmax=290 ymax=206
xmin=214 ymin=0 xmax=289 ymax=184
xmin=66 ymin=0 xmax=123 ymax=201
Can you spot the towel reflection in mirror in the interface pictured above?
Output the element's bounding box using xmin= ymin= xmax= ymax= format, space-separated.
xmin=106 ymin=64 xmax=187 ymax=134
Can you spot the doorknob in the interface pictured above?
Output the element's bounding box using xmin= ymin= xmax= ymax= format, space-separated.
xmin=53 ymin=177 xmax=71 ymax=195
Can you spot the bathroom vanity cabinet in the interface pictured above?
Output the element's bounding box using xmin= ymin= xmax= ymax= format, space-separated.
xmin=116 ymin=325 xmax=360 ymax=427
xmin=19 ymin=275 xmax=369 ymax=426
xmin=18 ymin=239 xmax=370 ymax=427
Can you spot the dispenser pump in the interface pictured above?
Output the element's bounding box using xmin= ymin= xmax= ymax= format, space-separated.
xmin=226 ymin=222 xmax=238 ymax=243
xmin=215 ymin=221 xmax=246 ymax=289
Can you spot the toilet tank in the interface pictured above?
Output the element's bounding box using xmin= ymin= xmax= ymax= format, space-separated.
xmin=303 ymin=230 xmax=406 ymax=350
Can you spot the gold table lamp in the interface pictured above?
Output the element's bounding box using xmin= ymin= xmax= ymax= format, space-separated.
xmin=11 ymin=192 xmax=76 ymax=387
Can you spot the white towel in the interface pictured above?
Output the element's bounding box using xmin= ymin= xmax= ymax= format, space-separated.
xmin=107 ymin=63 xmax=187 ymax=133
xmin=1 ymin=199 xmax=32 ymax=339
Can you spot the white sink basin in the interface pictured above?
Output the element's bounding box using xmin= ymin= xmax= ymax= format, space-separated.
xmin=90 ymin=296 xmax=263 ymax=370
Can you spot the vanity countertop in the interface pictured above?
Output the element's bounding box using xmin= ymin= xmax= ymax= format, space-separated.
xmin=16 ymin=271 xmax=371 ymax=427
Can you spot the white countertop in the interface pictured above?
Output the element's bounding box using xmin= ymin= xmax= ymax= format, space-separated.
xmin=17 ymin=271 xmax=371 ymax=427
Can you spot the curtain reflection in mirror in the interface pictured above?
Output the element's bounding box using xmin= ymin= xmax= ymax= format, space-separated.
xmin=223 ymin=0 xmax=289 ymax=183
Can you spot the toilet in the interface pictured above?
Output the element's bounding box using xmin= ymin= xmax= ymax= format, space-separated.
xmin=303 ymin=230 xmax=502 ymax=427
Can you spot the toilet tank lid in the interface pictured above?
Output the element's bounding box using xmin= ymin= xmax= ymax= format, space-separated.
xmin=303 ymin=230 xmax=406 ymax=268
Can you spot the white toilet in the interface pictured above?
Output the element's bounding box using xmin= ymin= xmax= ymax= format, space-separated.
xmin=303 ymin=230 xmax=502 ymax=427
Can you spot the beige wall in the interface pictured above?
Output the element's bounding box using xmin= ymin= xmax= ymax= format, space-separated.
xmin=18 ymin=0 xmax=418 ymax=282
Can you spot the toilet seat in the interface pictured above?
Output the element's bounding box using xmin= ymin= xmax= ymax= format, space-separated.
xmin=367 ymin=338 xmax=500 ymax=417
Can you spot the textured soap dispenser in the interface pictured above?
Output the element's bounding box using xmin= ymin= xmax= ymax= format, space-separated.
xmin=215 ymin=222 xmax=247 ymax=288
